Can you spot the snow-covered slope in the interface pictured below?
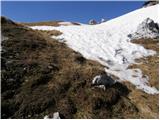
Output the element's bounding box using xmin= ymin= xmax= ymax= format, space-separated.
xmin=30 ymin=5 xmax=159 ymax=94
xmin=58 ymin=21 xmax=80 ymax=26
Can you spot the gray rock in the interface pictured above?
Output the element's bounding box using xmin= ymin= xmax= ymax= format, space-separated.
xmin=129 ymin=18 xmax=159 ymax=39
xmin=44 ymin=112 xmax=60 ymax=119
xmin=91 ymin=74 xmax=116 ymax=89
xmin=89 ymin=19 xmax=97 ymax=25
xmin=143 ymin=1 xmax=158 ymax=8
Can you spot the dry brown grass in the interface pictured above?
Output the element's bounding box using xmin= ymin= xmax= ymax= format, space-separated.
xmin=2 ymin=17 xmax=122 ymax=119
xmin=125 ymin=38 xmax=159 ymax=118
xmin=129 ymin=38 xmax=159 ymax=89
xmin=2 ymin=17 xmax=157 ymax=119
xmin=128 ymin=55 xmax=159 ymax=89
xmin=132 ymin=38 xmax=159 ymax=52
xmin=21 ymin=21 xmax=62 ymax=26
xmin=123 ymin=81 xmax=159 ymax=118
xmin=35 ymin=30 xmax=62 ymax=37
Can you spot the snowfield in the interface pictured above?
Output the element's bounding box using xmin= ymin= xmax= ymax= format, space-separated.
xmin=58 ymin=21 xmax=75 ymax=26
xmin=30 ymin=5 xmax=159 ymax=94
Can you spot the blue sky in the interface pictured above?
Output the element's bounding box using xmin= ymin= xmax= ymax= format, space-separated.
xmin=1 ymin=1 xmax=145 ymax=23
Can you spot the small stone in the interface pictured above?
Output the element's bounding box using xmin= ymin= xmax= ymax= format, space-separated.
xmin=47 ymin=65 xmax=53 ymax=69
xmin=8 ymin=78 xmax=15 ymax=82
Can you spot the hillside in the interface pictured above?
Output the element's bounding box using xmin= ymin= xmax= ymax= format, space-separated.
xmin=1 ymin=16 xmax=140 ymax=119
xmin=1 ymin=4 xmax=159 ymax=119
xmin=31 ymin=4 xmax=159 ymax=94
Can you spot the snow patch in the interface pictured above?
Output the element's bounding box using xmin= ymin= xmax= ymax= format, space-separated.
xmin=30 ymin=5 xmax=159 ymax=94
xmin=58 ymin=22 xmax=74 ymax=26
xmin=95 ymin=85 xmax=106 ymax=91
xmin=105 ymin=68 xmax=158 ymax=94
xmin=44 ymin=112 xmax=60 ymax=119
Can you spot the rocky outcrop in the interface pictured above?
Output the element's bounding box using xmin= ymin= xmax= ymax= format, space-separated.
xmin=89 ymin=18 xmax=106 ymax=24
xmin=1 ymin=16 xmax=15 ymax=25
xmin=91 ymin=74 xmax=116 ymax=90
xmin=128 ymin=18 xmax=159 ymax=39
xmin=88 ymin=19 xmax=97 ymax=25
xmin=143 ymin=0 xmax=159 ymax=8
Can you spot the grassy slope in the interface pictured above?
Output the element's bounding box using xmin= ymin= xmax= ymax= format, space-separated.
xmin=130 ymin=38 xmax=159 ymax=89
xmin=1 ymin=17 xmax=157 ymax=119
xmin=126 ymin=38 xmax=159 ymax=118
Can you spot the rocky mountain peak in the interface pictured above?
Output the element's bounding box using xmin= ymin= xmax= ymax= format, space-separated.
xmin=88 ymin=19 xmax=97 ymax=25
xmin=129 ymin=18 xmax=159 ymax=39
xmin=143 ymin=0 xmax=159 ymax=8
